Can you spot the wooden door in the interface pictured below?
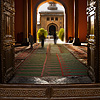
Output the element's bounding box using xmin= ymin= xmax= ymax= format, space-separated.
xmin=0 ymin=0 xmax=15 ymax=83
xmin=87 ymin=0 xmax=99 ymax=82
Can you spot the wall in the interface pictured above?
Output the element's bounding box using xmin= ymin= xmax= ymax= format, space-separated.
xmin=67 ymin=0 xmax=74 ymax=39
xmin=98 ymin=0 xmax=100 ymax=82
xmin=15 ymin=0 xmax=24 ymax=42
xmin=78 ymin=0 xmax=87 ymax=42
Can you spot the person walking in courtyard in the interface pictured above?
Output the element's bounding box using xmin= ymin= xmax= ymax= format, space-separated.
xmin=37 ymin=28 xmax=48 ymax=48
xmin=41 ymin=33 xmax=45 ymax=48
xmin=29 ymin=33 xmax=34 ymax=48
xmin=54 ymin=32 xmax=57 ymax=44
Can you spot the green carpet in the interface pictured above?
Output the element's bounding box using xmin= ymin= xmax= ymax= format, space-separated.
xmin=57 ymin=44 xmax=87 ymax=76
xmin=15 ymin=43 xmax=88 ymax=77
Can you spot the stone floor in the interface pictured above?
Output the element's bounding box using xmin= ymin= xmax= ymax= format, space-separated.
xmin=9 ymin=76 xmax=92 ymax=84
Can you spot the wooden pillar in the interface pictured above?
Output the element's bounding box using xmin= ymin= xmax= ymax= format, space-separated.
xmin=65 ymin=9 xmax=68 ymax=42
xmin=0 ymin=0 xmax=3 ymax=83
xmin=87 ymin=0 xmax=100 ymax=83
xmin=23 ymin=0 xmax=27 ymax=38
xmin=93 ymin=0 xmax=100 ymax=83
xmin=28 ymin=0 xmax=31 ymax=34
xmin=73 ymin=0 xmax=81 ymax=45
xmin=31 ymin=0 xmax=33 ymax=36
xmin=33 ymin=1 xmax=37 ymax=43
xmin=98 ymin=0 xmax=100 ymax=82
xmin=22 ymin=0 xmax=29 ymax=45
xmin=0 ymin=0 xmax=15 ymax=83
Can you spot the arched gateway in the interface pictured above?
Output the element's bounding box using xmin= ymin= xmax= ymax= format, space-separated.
xmin=37 ymin=1 xmax=64 ymax=37
xmin=49 ymin=25 xmax=56 ymax=35
xmin=0 ymin=0 xmax=100 ymax=99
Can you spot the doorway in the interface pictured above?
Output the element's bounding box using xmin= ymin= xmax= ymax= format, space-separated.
xmin=49 ymin=25 xmax=56 ymax=35
xmin=0 ymin=0 xmax=100 ymax=99
xmin=0 ymin=0 xmax=99 ymax=84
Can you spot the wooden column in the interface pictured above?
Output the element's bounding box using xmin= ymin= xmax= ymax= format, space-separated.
xmin=23 ymin=0 xmax=27 ymax=38
xmin=73 ymin=0 xmax=81 ymax=45
xmin=98 ymin=0 xmax=100 ymax=82
xmin=28 ymin=0 xmax=31 ymax=34
xmin=33 ymin=1 xmax=37 ymax=43
xmin=0 ymin=0 xmax=3 ymax=83
xmin=65 ymin=9 xmax=68 ymax=42
xmin=86 ymin=0 xmax=100 ymax=83
xmin=22 ymin=0 xmax=29 ymax=45
xmin=0 ymin=0 xmax=15 ymax=83
xmin=93 ymin=0 xmax=100 ymax=83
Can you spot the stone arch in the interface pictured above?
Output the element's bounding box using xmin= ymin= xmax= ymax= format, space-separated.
xmin=34 ymin=0 xmax=68 ymax=42
xmin=47 ymin=23 xmax=58 ymax=35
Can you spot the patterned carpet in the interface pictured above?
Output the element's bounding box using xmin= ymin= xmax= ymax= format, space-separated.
xmin=57 ymin=44 xmax=87 ymax=76
xmin=8 ymin=42 xmax=91 ymax=84
xmin=14 ymin=44 xmax=47 ymax=77
xmin=64 ymin=44 xmax=87 ymax=66
xmin=13 ymin=43 xmax=88 ymax=78
xmin=15 ymin=43 xmax=39 ymax=70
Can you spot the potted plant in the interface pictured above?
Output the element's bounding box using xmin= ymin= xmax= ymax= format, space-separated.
xmin=58 ymin=28 xmax=64 ymax=41
xmin=37 ymin=28 xmax=48 ymax=47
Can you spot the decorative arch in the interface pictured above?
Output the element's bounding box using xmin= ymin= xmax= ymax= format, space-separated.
xmin=37 ymin=1 xmax=47 ymax=13
xmin=37 ymin=0 xmax=66 ymax=12
xmin=33 ymin=0 xmax=68 ymax=42
xmin=47 ymin=23 xmax=58 ymax=34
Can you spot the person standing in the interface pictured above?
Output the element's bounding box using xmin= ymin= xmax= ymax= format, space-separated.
xmin=41 ymin=33 xmax=45 ymax=48
xmin=54 ymin=33 xmax=57 ymax=44
xmin=29 ymin=33 xmax=34 ymax=48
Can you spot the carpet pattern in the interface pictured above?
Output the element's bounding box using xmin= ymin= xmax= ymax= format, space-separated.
xmin=64 ymin=44 xmax=87 ymax=66
xmin=15 ymin=44 xmax=47 ymax=77
xmin=57 ymin=44 xmax=87 ymax=76
xmin=42 ymin=53 xmax=62 ymax=76
xmin=41 ymin=44 xmax=88 ymax=77
xmin=15 ymin=44 xmax=40 ymax=70
xmin=15 ymin=46 xmax=27 ymax=54
xmin=11 ymin=43 xmax=88 ymax=80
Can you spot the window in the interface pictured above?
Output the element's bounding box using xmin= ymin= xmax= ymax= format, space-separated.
xmin=55 ymin=17 xmax=58 ymax=21
xmin=51 ymin=17 xmax=54 ymax=21
xmin=47 ymin=17 xmax=50 ymax=21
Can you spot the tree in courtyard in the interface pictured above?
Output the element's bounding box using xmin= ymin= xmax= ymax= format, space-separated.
xmin=58 ymin=28 xmax=64 ymax=41
xmin=37 ymin=28 xmax=48 ymax=47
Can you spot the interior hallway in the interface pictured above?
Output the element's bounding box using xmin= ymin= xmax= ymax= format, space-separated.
xmin=9 ymin=39 xmax=92 ymax=84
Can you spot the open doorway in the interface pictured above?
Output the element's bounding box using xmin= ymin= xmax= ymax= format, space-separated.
xmin=1 ymin=0 xmax=100 ymax=99
xmin=36 ymin=1 xmax=65 ymax=43
xmin=7 ymin=0 xmax=93 ymax=84
xmin=1 ymin=0 xmax=98 ymax=84
xmin=49 ymin=25 xmax=56 ymax=35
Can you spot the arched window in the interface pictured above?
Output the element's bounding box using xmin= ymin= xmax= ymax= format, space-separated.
xmin=51 ymin=17 xmax=54 ymax=21
xmin=47 ymin=17 xmax=50 ymax=21
xmin=55 ymin=17 xmax=58 ymax=21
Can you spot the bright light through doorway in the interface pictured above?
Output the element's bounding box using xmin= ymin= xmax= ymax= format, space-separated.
xmin=37 ymin=2 xmax=65 ymax=24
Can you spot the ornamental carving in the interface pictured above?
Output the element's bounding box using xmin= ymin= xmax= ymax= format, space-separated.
xmin=0 ymin=88 xmax=47 ymax=97
xmin=1 ymin=0 xmax=15 ymax=83
xmin=52 ymin=88 xmax=100 ymax=97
